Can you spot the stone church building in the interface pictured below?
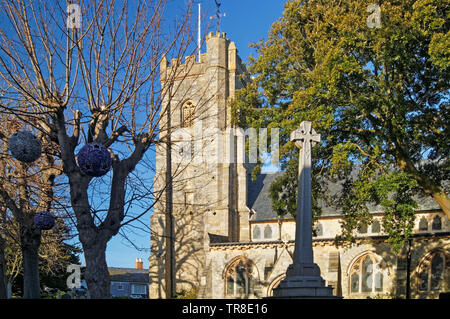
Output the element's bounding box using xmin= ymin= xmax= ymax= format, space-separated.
xmin=149 ymin=32 xmax=450 ymax=299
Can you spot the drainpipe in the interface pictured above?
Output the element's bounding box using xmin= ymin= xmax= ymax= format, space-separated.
xmin=406 ymin=238 xmax=412 ymax=299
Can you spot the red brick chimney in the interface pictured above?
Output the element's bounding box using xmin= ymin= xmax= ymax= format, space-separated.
xmin=135 ymin=258 xmax=143 ymax=270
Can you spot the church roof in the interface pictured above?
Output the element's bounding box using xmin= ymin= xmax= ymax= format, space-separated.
xmin=247 ymin=172 xmax=288 ymax=221
xmin=247 ymin=170 xmax=444 ymax=222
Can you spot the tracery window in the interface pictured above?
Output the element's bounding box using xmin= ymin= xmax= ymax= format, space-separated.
xmin=313 ymin=222 xmax=323 ymax=237
xmin=432 ymin=215 xmax=442 ymax=231
xmin=371 ymin=220 xmax=381 ymax=233
xmin=253 ymin=226 xmax=261 ymax=240
xmin=419 ymin=216 xmax=428 ymax=231
xmin=264 ymin=225 xmax=272 ymax=239
xmin=358 ymin=224 xmax=368 ymax=234
xmin=349 ymin=254 xmax=383 ymax=294
xmin=182 ymin=100 xmax=195 ymax=127
xmin=225 ymin=258 xmax=257 ymax=298
xmin=418 ymin=251 xmax=449 ymax=292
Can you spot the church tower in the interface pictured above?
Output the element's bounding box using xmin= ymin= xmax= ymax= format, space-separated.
xmin=149 ymin=32 xmax=249 ymax=298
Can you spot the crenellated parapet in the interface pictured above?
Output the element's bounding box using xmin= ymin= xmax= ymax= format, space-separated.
xmin=160 ymin=31 xmax=245 ymax=83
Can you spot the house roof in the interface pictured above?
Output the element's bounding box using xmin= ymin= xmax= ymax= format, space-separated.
xmin=108 ymin=267 xmax=148 ymax=284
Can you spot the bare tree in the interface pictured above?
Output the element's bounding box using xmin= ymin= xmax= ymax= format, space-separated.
xmin=0 ymin=0 xmax=206 ymax=297
xmin=0 ymin=206 xmax=7 ymax=299
xmin=0 ymin=108 xmax=64 ymax=298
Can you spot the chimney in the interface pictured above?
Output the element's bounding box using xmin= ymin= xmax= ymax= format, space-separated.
xmin=135 ymin=258 xmax=143 ymax=270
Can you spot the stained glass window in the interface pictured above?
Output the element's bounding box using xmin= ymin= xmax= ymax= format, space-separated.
xmin=314 ymin=223 xmax=323 ymax=237
xmin=418 ymin=269 xmax=428 ymax=291
xmin=349 ymin=254 xmax=384 ymax=294
xmin=358 ymin=224 xmax=368 ymax=234
xmin=361 ymin=256 xmax=373 ymax=292
xmin=264 ymin=225 xmax=272 ymax=239
xmin=371 ymin=220 xmax=380 ymax=233
xmin=419 ymin=216 xmax=428 ymax=231
xmin=432 ymin=216 xmax=442 ymax=231
xmin=417 ymin=251 xmax=448 ymax=292
xmin=351 ymin=273 xmax=360 ymax=293
xmin=225 ymin=258 xmax=257 ymax=298
xmin=253 ymin=226 xmax=261 ymax=239
xmin=430 ymin=254 xmax=444 ymax=290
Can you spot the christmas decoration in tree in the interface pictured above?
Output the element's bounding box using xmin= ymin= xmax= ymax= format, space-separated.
xmin=8 ymin=131 xmax=42 ymax=163
xmin=76 ymin=142 xmax=112 ymax=177
xmin=34 ymin=211 xmax=55 ymax=230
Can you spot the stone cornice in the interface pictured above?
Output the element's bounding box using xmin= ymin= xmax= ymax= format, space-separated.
xmin=209 ymin=232 xmax=450 ymax=250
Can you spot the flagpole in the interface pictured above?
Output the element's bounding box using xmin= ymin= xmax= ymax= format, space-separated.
xmin=198 ymin=2 xmax=201 ymax=62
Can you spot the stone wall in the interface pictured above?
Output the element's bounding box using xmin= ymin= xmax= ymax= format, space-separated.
xmin=149 ymin=31 xmax=248 ymax=299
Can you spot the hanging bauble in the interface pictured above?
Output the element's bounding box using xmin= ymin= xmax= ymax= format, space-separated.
xmin=76 ymin=142 xmax=112 ymax=177
xmin=8 ymin=131 xmax=42 ymax=163
xmin=34 ymin=211 xmax=55 ymax=230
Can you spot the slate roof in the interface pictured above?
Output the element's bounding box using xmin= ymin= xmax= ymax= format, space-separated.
xmin=247 ymin=172 xmax=287 ymax=221
xmin=108 ymin=267 xmax=149 ymax=283
xmin=247 ymin=171 xmax=444 ymax=221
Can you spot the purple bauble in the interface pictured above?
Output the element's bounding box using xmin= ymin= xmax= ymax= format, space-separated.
xmin=76 ymin=142 xmax=112 ymax=177
xmin=34 ymin=211 xmax=55 ymax=230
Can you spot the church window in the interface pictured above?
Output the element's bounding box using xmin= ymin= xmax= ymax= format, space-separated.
xmin=313 ymin=222 xmax=323 ymax=237
xmin=417 ymin=251 xmax=448 ymax=292
xmin=358 ymin=224 xmax=368 ymax=234
xmin=182 ymin=100 xmax=195 ymax=127
xmin=225 ymin=258 xmax=257 ymax=298
xmin=264 ymin=225 xmax=272 ymax=239
xmin=349 ymin=254 xmax=383 ymax=294
xmin=371 ymin=220 xmax=380 ymax=233
xmin=432 ymin=215 xmax=442 ymax=230
xmin=253 ymin=226 xmax=261 ymax=240
xmin=419 ymin=216 xmax=428 ymax=231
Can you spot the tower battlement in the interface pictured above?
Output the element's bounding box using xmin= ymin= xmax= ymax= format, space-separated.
xmin=160 ymin=31 xmax=244 ymax=82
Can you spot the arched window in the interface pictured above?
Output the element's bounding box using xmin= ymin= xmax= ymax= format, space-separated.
xmin=358 ymin=224 xmax=368 ymax=234
xmin=419 ymin=216 xmax=428 ymax=231
xmin=314 ymin=222 xmax=323 ymax=237
xmin=267 ymin=274 xmax=285 ymax=297
xmin=418 ymin=250 xmax=449 ymax=292
xmin=349 ymin=254 xmax=383 ymax=294
xmin=371 ymin=220 xmax=381 ymax=233
xmin=225 ymin=258 xmax=257 ymax=298
xmin=253 ymin=226 xmax=261 ymax=240
xmin=182 ymin=100 xmax=195 ymax=127
xmin=432 ymin=215 xmax=442 ymax=231
xmin=264 ymin=225 xmax=272 ymax=239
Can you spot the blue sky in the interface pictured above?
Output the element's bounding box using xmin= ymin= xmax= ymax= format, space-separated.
xmin=102 ymin=0 xmax=286 ymax=269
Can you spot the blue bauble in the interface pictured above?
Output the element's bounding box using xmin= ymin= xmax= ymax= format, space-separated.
xmin=8 ymin=131 xmax=42 ymax=163
xmin=34 ymin=211 xmax=55 ymax=230
xmin=76 ymin=142 xmax=112 ymax=177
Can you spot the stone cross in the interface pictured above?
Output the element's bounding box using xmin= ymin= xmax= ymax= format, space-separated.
xmin=290 ymin=121 xmax=320 ymax=266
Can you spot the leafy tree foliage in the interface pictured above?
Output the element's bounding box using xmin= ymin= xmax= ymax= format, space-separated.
xmin=232 ymin=0 xmax=449 ymax=251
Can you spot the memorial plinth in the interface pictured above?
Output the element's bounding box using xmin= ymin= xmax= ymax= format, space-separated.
xmin=272 ymin=121 xmax=338 ymax=298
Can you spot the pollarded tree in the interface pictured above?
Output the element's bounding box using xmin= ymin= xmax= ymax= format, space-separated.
xmin=0 ymin=0 xmax=202 ymax=297
xmin=0 ymin=111 xmax=63 ymax=298
xmin=232 ymin=0 xmax=449 ymax=250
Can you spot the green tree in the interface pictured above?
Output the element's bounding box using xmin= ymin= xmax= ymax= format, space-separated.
xmin=232 ymin=0 xmax=449 ymax=251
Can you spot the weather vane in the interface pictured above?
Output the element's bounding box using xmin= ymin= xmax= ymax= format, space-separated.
xmin=210 ymin=0 xmax=226 ymax=31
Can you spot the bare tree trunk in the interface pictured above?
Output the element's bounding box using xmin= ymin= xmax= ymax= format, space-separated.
xmin=432 ymin=191 xmax=450 ymax=219
xmin=0 ymin=234 xmax=7 ymax=299
xmin=399 ymin=157 xmax=450 ymax=219
xmin=83 ymin=240 xmax=110 ymax=299
xmin=20 ymin=226 xmax=41 ymax=299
